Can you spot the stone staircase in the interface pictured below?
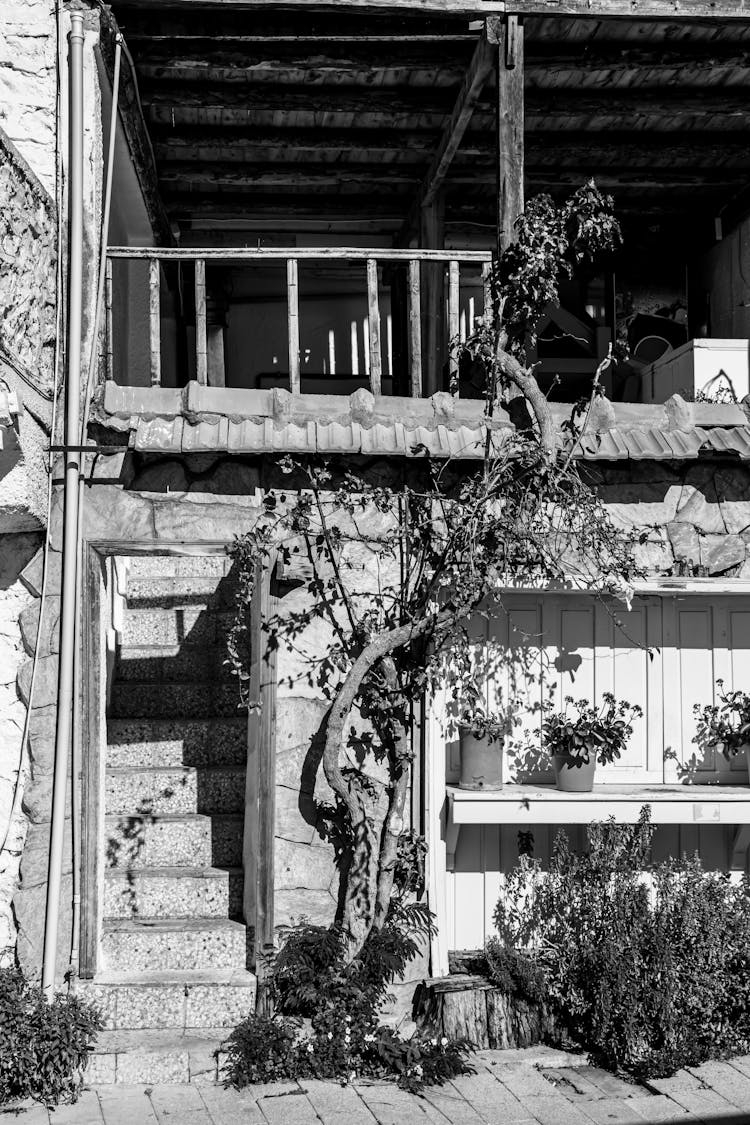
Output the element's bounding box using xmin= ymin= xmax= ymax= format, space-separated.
xmin=80 ymin=555 xmax=256 ymax=1084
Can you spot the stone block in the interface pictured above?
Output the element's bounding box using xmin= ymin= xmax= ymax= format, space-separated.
xmin=104 ymin=814 xmax=214 ymax=871
xmin=14 ymin=876 xmax=73 ymax=982
xmin=19 ymin=818 xmax=71 ymax=889
xmin=22 ymin=773 xmax=71 ymax=825
xmin=715 ymin=467 xmax=750 ymax=534
xmin=703 ymin=535 xmax=746 ymax=575
xmin=19 ymin=546 xmax=61 ymax=598
xmin=104 ymin=765 xmax=245 ymax=817
xmin=275 ymin=785 xmax=318 ymax=846
xmin=152 ymin=498 xmax=261 ymax=541
xmin=77 ymin=485 xmax=155 ymax=545
xmin=632 ymin=532 xmax=674 ymax=575
xmin=666 ymin=522 xmax=700 ymax=565
xmin=109 ymin=680 xmax=240 ymax=719
xmin=674 ymin=485 xmax=726 ymax=534
xmin=0 ymin=532 xmax=43 ymax=588
xmin=274 ymin=888 xmax=337 ymax=929
xmin=275 ymin=837 xmax=336 ymax=892
xmin=104 ymin=868 xmax=236 ymax=921
xmin=101 ymin=919 xmax=247 ymax=972
xmin=601 ymin=484 xmax=681 ymax=530
xmin=106 ymin=717 xmax=246 ymax=770
xmin=18 ymin=595 xmax=60 ymax=658
xmin=185 ymin=981 xmax=256 ymax=1028
xmin=16 ymin=651 xmax=58 ymax=707
xmin=28 ymin=704 xmax=57 ymax=775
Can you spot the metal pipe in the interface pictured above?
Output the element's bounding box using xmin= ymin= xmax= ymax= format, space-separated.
xmin=70 ymin=33 xmax=122 ymax=976
xmin=42 ymin=10 xmax=84 ymax=999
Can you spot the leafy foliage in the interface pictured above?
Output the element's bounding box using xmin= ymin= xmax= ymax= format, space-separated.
xmin=694 ymin=679 xmax=750 ymax=759
xmin=491 ymin=809 xmax=750 ymax=1078
xmin=224 ymin=901 xmax=474 ymax=1091
xmin=542 ymin=693 xmax=643 ymax=766
xmin=0 ymin=969 xmax=103 ymax=1106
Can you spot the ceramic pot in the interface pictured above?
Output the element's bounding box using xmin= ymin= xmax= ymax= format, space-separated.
xmin=551 ymin=752 xmax=596 ymax=793
xmin=459 ymin=729 xmax=503 ymax=791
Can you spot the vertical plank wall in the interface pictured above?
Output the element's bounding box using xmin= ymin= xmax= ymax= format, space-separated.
xmin=446 ymin=594 xmax=750 ymax=951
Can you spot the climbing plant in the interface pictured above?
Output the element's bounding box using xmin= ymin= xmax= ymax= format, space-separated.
xmin=227 ymin=181 xmax=641 ymax=966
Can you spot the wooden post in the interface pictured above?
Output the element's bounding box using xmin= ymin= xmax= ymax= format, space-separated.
xmin=408 ymin=259 xmax=422 ymax=397
xmin=421 ymin=197 xmax=445 ymax=396
xmin=79 ymin=544 xmax=103 ymax=979
xmin=481 ymin=262 xmax=493 ymax=327
xmin=149 ymin=258 xmax=161 ymax=386
xmin=366 ymin=258 xmax=382 ymax=396
xmin=287 ymin=258 xmax=300 ymax=394
xmin=496 ymin=15 xmax=525 ymax=255
xmin=388 ymin=265 xmax=409 ymax=397
xmin=194 ymin=258 xmax=208 ymax=385
xmin=105 ymin=258 xmax=114 ymax=381
xmin=448 ymin=260 xmax=460 ymax=389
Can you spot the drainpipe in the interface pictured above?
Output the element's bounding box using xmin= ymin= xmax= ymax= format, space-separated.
xmin=42 ymin=10 xmax=85 ymax=999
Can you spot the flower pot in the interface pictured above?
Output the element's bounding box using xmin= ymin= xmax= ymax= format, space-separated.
xmin=551 ymin=752 xmax=596 ymax=793
xmin=459 ymin=729 xmax=503 ymax=791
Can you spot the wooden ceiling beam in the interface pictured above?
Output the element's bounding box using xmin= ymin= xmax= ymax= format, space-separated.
xmin=98 ymin=7 xmax=174 ymax=244
xmin=111 ymin=0 xmax=750 ymax=18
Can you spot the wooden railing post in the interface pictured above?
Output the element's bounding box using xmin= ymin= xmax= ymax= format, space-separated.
xmin=149 ymin=258 xmax=161 ymax=386
xmin=408 ymin=259 xmax=422 ymax=397
xmin=194 ymin=258 xmax=207 ymax=385
xmin=366 ymin=258 xmax=382 ymax=396
xmin=105 ymin=257 xmax=114 ymax=381
xmin=448 ymin=260 xmax=460 ymax=389
xmin=287 ymin=258 xmax=300 ymax=394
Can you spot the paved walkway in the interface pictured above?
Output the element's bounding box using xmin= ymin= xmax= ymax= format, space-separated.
xmin=10 ymin=1048 xmax=750 ymax=1124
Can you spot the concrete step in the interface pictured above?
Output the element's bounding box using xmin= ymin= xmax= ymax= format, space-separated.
xmin=110 ymin=681 xmax=241 ymax=719
xmin=107 ymin=718 xmax=246 ymax=769
xmin=119 ymin=607 xmax=234 ymax=647
xmin=88 ymin=1027 xmax=229 ymax=1084
xmin=104 ymin=866 xmax=243 ymax=921
xmin=105 ymin=813 xmax=243 ymax=870
xmin=105 ymin=766 xmax=245 ymax=817
xmin=102 ymin=917 xmax=248 ymax=972
xmin=115 ymin=645 xmax=234 ymax=684
xmin=79 ymin=969 xmax=255 ymax=1032
xmin=125 ymin=576 xmax=238 ymax=607
xmin=127 ymin=555 xmax=231 ymax=580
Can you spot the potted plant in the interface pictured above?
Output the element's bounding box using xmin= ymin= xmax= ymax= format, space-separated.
xmin=543 ymin=693 xmax=643 ymax=793
xmin=693 ymin=681 xmax=750 ymax=782
xmin=458 ymin=710 xmax=510 ymax=791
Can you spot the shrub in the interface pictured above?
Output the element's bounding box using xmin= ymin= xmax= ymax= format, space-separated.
xmin=225 ymin=900 xmax=474 ymax=1091
xmin=223 ymin=1014 xmax=299 ymax=1085
xmin=0 ymin=969 xmax=103 ymax=1106
xmin=491 ymin=808 xmax=750 ymax=1078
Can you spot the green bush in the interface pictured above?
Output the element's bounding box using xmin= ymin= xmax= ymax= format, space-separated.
xmin=491 ymin=809 xmax=750 ymax=1078
xmin=0 ymin=969 xmax=103 ymax=1106
xmin=224 ymin=901 xmax=474 ymax=1091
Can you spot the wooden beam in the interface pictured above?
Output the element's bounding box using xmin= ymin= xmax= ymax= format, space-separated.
xmin=421 ymin=198 xmax=445 ymax=397
xmin=108 ymin=0 xmax=750 ymax=18
xmin=287 ymin=258 xmax=300 ymax=394
xmin=399 ymin=19 xmax=495 ymax=243
xmin=422 ymin=23 xmax=496 ymax=206
xmin=408 ymin=259 xmax=423 ymax=397
xmin=366 ymin=258 xmax=383 ymax=395
xmin=97 ymin=7 xmax=173 ymax=246
xmin=194 ymin=259 xmax=208 ymax=385
xmin=496 ymin=14 xmax=524 ymax=253
xmin=149 ymin=259 xmax=161 ymax=386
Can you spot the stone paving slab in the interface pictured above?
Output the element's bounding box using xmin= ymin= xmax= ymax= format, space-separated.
xmin=16 ymin=1048 xmax=750 ymax=1124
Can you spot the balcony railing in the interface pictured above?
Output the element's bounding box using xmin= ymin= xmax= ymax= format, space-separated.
xmin=105 ymin=246 xmax=493 ymax=397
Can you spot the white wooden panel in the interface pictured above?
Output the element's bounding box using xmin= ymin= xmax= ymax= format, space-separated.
xmin=729 ymin=610 xmax=750 ymax=775
xmin=558 ymin=606 xmax=595 ymax=702
xmin=604 ymin=605 xmax=650 ymax=778
xmin=452 ymin=825 xmax=485 ymax=950
xmin=677 ymin=608 xmax=715 ymax=773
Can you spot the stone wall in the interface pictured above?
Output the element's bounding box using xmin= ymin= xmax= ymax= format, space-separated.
xmin=0 ymin=0 xmax=57 ymax=196
xmin=0 ymin=131 xmax=56 ymax=397
xmin=0 ymin=534 xmax=43 ymax=965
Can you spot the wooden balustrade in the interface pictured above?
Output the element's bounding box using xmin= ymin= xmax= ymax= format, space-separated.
xmin=106 ymin=246 xmax=493 ymax=396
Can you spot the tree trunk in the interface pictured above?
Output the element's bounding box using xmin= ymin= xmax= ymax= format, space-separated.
xmin=322 ymin=611 xmax=452 ymax=961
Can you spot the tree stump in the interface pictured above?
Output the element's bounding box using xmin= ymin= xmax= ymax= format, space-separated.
xmin=414 ymin=973 xmax=559 ymax=1050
